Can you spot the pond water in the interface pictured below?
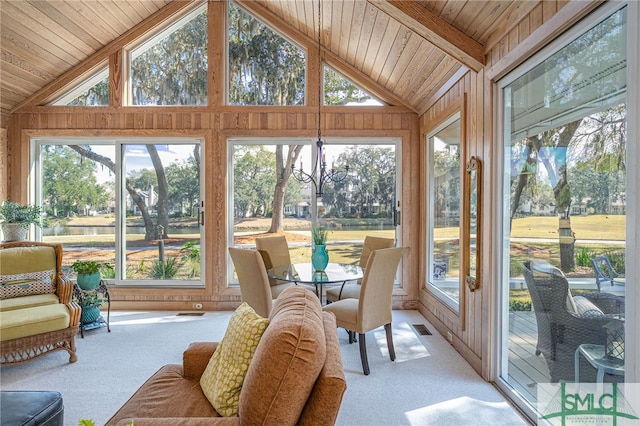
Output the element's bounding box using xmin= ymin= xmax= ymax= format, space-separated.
xmin=43 ymin=226 xmax=197 ymax=236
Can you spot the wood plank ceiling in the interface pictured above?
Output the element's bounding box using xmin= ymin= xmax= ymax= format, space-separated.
xmin=0 ymin=0 xmax=531 ymax=118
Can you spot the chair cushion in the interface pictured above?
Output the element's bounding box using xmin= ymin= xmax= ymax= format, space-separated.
xmin=0 ymin=270 xmax=54 ymax=299
xmin=0 ymin=304 xmax=70 ymax=341
xmin=239 ymin=286 xmax=326 ymax=425
xmin=199 ymin=302 xmax=269 ymax=417
xmin=572 ymin=296 xmax=605 ymax=318
xmin=326 ymin=283 xmax=360 ymax=302
xmin=0 ymin=293 xmax=59 ymax=312
xmin=0 ymin=246 xmax=57 ymax=276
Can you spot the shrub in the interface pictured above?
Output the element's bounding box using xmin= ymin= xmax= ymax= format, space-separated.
xmin=150 ymin=257 xmax=180 ymax=279
xmin=575 ymin=247 xmax=595 ymax=267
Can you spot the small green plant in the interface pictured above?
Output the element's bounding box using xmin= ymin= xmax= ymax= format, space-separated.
xmin=575 ymin=247 xmax=595 ymax=267
xmin=150 ymin=257 xmax=180 ymax=279
xmin=604 ymin=250 xmax=625 ymax=275
xmin=80 ymin=293 xmax=103 ymax=308
xmin=311 ymin=226 xmax=328 ymax=245
xmin=72 ymin=260 xmax=103 ymax=275
xmin=180 ymin=241 xmax=200 ymax=278
xmin=0 ymin=200 xmax=43 ymax=228
xmin=100 ymin=263 xmax=115 ymax=278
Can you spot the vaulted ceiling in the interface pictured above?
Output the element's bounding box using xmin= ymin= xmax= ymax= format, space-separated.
xmin=0 ymin=0 xmax=538 ymax=118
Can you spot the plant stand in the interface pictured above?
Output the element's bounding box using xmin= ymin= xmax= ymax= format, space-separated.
xmin=73 ymin=280 xmax=111 ymax=338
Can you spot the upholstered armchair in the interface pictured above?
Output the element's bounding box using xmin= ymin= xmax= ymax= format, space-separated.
xmin=1 ymin=241 xmax=81 ymax=364
xmin=522 ymin=260 xmax=624 ymax=383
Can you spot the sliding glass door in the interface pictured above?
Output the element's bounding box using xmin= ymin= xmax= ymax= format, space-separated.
xmin=497 ymin=4 xmax=630 ymax=418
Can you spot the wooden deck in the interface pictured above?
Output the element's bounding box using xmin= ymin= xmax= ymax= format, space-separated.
xmin=508 ymin=311 xmax=550 ymax=404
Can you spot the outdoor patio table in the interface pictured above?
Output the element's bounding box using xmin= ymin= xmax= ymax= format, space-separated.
xmin=267 ymin=262 xmax=363 ymax=304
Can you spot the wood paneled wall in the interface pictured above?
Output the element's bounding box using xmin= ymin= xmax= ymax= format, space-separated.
xmin=6 ymin=106 xmax=419 ymax=312
xmin=418 ymin=0 xmax=600 ymax=379
xmin=419 ymin=70 xmax=486 ymax=375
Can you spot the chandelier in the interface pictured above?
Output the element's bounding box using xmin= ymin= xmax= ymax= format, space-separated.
xmin=291 ymin=0 xmax=349 ymax=197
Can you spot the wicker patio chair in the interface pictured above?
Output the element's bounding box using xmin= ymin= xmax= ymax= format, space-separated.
xmin=1 ymin=241 xmax=81 ymax=364
xmin=522 ymin=260 xmax=624 ymax=383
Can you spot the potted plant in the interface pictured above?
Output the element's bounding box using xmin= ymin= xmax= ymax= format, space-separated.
xmin=311 ymin=226 xmax=329 ymax=271
xmin=0 ymin=200 xmax=43 ymax=242
xmin=72 ymin=260 xmax=110 ymax=290
xmin=79 ymin=293 xmax=103 ymax=324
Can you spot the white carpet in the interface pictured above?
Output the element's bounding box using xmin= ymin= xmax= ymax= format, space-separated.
xmin=0 ymin=309 xmax=528 ymax=426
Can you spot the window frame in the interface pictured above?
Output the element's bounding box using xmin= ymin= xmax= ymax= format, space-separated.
xmin=31 ymin=136 xmax=206 ymax=288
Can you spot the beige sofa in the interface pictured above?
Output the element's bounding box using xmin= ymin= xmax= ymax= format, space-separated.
xmin=107 ymin=286 xmax=347 ymax=425
xmin=0 ymin=241 xmax=80 ymax=364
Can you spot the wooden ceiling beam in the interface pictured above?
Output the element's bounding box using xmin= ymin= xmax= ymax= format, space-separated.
xmin=369 ymin=0 xmax=485 ymax=72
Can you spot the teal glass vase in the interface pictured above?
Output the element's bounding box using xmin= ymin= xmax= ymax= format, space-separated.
xmin=312 ymin=244 xmax=329 ymax=271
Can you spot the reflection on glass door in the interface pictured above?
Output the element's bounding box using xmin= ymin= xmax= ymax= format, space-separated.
xmin=499 ymin=6 xmax=627 ymax=415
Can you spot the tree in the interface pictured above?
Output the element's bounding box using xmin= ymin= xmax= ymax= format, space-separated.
xmin=131 ymin=6 xmax=207 ymax=105
xmin=42 ymin=146 xmax=108 ymax=218
xmin=68 ymin=145 xmax=169 ymax=241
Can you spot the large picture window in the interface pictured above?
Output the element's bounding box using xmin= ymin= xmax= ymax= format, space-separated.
xmin=228 ymin=138 xmax=399 ymax=286
xmin=33 ymin=138 xmax=204 ymax=287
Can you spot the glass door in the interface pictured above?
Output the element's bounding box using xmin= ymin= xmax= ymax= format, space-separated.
xmin=497 ymin=5 xmax=628 ymax=418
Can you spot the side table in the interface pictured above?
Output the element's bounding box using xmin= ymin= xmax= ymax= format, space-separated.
xmin=73 ymin=280 xmax=111 ymax=338
xmin=575 ymin=343 xmax=624 ymax=384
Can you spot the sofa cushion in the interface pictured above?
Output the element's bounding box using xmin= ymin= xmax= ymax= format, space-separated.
xmin=0 ymin=293 xmax=59 ymax=312
xmin=106 ymin=364 xmax=220 ymax=425
xmin=0 ymin=304 xmax=70 ymax=341
xmin=200 ymin=302 xmax=269 ymax=417
xmin=0 ymin=270 xmax=54 ymax=299
xmin=239 ymin=286 xmax=326 ymax=425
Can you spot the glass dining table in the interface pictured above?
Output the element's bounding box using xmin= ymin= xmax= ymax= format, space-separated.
xmin=267 ymin=262 xmax=364 ymax=304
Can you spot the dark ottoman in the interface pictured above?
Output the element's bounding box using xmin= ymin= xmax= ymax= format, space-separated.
xmin=0 ymin=391 xmax=63 ymax=426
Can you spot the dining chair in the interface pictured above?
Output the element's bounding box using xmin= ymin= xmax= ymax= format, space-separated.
xmin=254 ymin=234 xmax=294 ymax=298
xmin=325 ymin=236 xmax=395 ymax=303
xmin=323 ymin=247 xmax=404 ymax=375
xmin=228 ymin=247 xmax=274 ymax=318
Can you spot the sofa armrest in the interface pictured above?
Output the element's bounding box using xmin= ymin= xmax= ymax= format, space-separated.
xmin=183 ymin=342 xmax=219 ymax=379
xmin=116 ymin=418 xmax=239 ymax=426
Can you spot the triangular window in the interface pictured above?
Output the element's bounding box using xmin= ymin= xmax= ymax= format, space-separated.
xmin=129 ymin=3 xmax=208 ymax=106
xmin=50 ymin=66 xmax=109 ymax=106
xmin=324 ymin=66 xmax=382 ymax=106
xmin=228 ymin=1 xmax=305 ymax=106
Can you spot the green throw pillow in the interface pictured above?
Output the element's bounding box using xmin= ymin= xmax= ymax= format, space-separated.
xmin=200 ymin=302 xmax=269 ymax=417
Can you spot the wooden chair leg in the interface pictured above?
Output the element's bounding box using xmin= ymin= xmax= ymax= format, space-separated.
xmin=358 ymin=333 xmax=370 ymax=375
xmin=385 ymin=323 xmax=396 ymax=361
